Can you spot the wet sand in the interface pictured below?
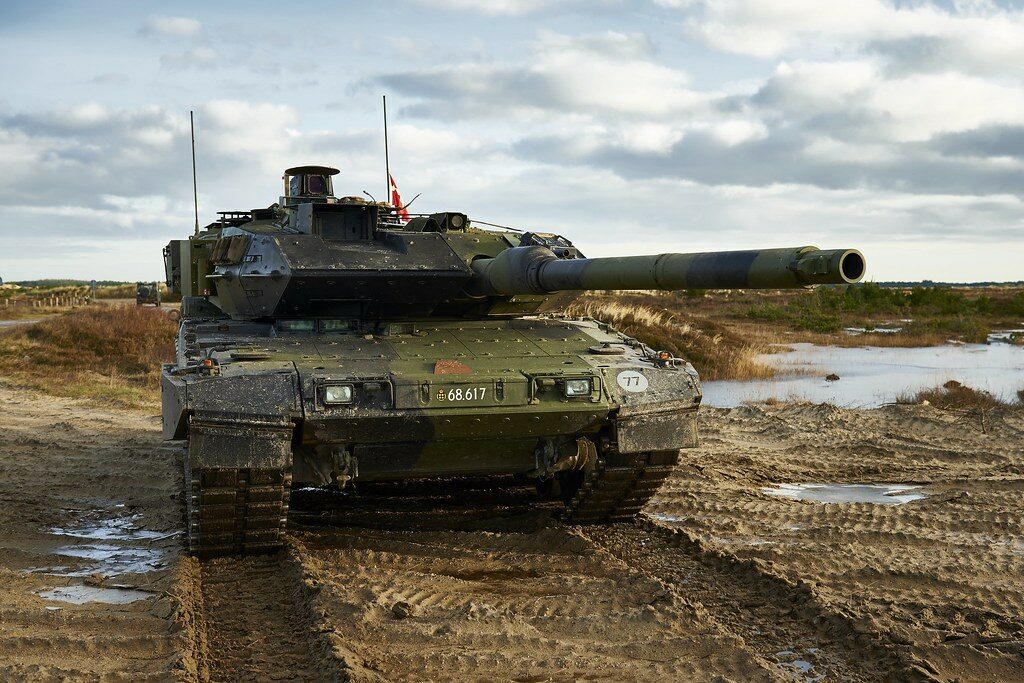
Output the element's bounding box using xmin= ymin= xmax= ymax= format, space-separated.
xmin=0 ymin=381 xmax=1020 ymax=681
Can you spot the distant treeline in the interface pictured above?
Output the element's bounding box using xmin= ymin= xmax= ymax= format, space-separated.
xmin=875 ymin=281 xmax=1024 ymax=287
xmin=746 ymin=281 xmax=1024 ymax=340
xmin=10 ymin=279 xmax=161 ymax=287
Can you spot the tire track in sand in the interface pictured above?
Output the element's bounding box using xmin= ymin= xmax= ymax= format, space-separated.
xmin=283 ymin=517 xmax=781 ymax=682
xmin=585 ymin=519 xmax=940 ymax=682
xmin=198 ymin=549 xmax=366 ymax=682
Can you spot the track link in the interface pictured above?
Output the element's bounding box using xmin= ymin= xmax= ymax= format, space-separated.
xmin=562 ymin=450 xmax=677 ymax=523
xmin=186 ymin=465 xmax=291 ymax=558
xmin=184 ymin=418 xmax=293 ymax=558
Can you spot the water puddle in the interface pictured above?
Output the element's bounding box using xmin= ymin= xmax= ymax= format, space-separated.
xmin=702 ymin=341 xmax=1024 ymax=407
xmin=649 ymin=513 xmax=684 ymax=523
xmin=763 ymin=483 xmax=928 ymax=505
xmin=52 ymin=544 xmax=165 ymax=575
xmin=711 ymin=535 xmax=774 ymax=547
xmin=31 ymin=506 xmax=172 ymax=579
xmin=38 ymin=585 xmax=153 ymax=605
xmin=988 ymin=328 xmax=1024 ymax=344
xmin=775 ymin=647 xmax=825 ymax=682
xmin=844 ymin=325 xmax=903 ymax=334
xmin=49 ymin=514 xmax=173 ymax=542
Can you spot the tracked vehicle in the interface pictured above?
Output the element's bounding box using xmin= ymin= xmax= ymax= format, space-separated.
xmin=162 ymin=165 xmax=865 ymax=557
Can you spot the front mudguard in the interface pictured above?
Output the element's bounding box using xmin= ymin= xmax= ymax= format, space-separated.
xmin=161 ymin=364 xmax=303 ymax=440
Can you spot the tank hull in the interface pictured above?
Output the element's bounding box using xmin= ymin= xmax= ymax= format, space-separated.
xmin=164 ymin=316 xmax=700 ymax=478
xmin=164 ymin=315 xmax=697 ymax=556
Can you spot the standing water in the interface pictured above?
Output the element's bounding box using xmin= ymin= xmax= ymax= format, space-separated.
xmin=701 ymin=341 xmax=1024 ymax=408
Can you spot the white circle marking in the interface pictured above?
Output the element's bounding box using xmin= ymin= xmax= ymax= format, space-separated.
xmin=616 ymin=370 xmax=649 ymax=393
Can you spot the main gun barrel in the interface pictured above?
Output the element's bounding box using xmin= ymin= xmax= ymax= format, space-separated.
xmin=468 ymin=245 xmax=865 ymax=296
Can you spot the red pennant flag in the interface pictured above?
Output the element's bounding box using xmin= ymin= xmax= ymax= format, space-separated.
xmin=389 ymin=172 xmax=410 ymax=221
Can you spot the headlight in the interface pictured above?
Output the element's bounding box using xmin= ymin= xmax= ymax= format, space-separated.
xmin=323 ymin=385 xmax=353 ymax=404
xmin=563 ymin=379 xmax=591 ymax=397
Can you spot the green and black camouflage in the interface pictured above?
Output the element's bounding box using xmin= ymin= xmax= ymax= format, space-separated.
xmin=162 ymin=165 xmax=865 ymax=557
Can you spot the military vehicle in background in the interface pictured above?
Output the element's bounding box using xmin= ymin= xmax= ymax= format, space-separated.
xmin=162 ymin=164 xmax=865 ymax=557
xmin=136 ymin=282 xmax=161 ymax=306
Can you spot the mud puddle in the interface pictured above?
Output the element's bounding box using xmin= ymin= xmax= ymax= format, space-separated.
xmin=47 ymin=544 xmax=165 ymax=575
xmin=38 ymin=585 xmax=154 ymax=605
xmin=762 ymin=483 xmax=929 ymax=505
xmin=28 ymin=504 xmax=170 ymax=607
xmin=775 ymin=647 xmax=825 ymax=682
xmin=49 ymin=509 xmax=174 ymax=542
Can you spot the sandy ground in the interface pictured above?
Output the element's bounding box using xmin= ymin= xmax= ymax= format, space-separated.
xmin=0 ymin=381 xmax=1020 ymax=681
xmin=648 ymin=403 xmax=1024 ymax=682
xmin=0 ymin=384 xmax=188 ymax=680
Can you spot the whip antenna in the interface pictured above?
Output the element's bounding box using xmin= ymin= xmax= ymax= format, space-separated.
xmin=190 ymin=110 xmax=199 ymax=235
xmin=383 ymin=95 xmax=391 ymax=205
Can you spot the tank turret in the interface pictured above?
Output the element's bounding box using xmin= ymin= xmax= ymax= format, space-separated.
xmin=164 ymin=170 xmax=864 ymax=322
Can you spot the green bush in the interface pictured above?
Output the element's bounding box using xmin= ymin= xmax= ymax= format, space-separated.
xmin=794 ymin=309 xmax=843 ymax=333
xmin=745 ymin=304 xmax=787 ymax=321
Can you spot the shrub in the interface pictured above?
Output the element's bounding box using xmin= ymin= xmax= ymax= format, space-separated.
xmin=904 ymin=381 xmax=1005 ymax=411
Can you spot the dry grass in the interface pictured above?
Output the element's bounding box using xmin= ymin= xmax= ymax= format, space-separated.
xmin=897 ymin=380 xmax=1008 ymax=411
xmin=0 ymin=306 xmax=176 ymax=408
xmin=563 ymin=295 xmax=775 ymax=381
xmin=735 ymin=325 xmax=955 ymax=349
xmin=895 ymin=380 xmax=1020 ymax=433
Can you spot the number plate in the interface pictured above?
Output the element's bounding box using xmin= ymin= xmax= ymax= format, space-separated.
xmin=434 ymin=385 xmax=490 ymax=404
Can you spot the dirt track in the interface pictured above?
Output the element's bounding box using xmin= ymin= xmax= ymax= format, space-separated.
xmin=0 ymin=382 xmax=1021 ymax=681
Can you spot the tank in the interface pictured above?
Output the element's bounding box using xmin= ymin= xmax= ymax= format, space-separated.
xmin=162 ymin=165 xmax=865 ymax=557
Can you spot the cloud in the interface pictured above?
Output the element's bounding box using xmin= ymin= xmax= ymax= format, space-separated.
xmin=89 ymin=73 xmax=131 ymax=86
xmin=160 ymin=46 xmax=221 ymax=71
xmin=753 ymin=60 xmax=1024 ymax=142
xmin=4 ymin=7 xmax=1024 ymax=282
xmin=375 ymin=35 xmax=1024 ymax=202
xmin=931 ymin=125 xmax=1024 ymax=159
xmin=378 ymin=30 xmax=710 ymax=119
xmin=139 ymin=15 xmax=202 ymax=39
xmin=672 ymin=0 xmax=1024 ymax=77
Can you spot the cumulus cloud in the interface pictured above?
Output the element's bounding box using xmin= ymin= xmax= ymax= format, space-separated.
xmin=672 ymin=0 xmax=1024 ymax=78
xmin=373 ymin=17 xmax=1024 ymax=205
xmin=379 ymin=30 xmax=711 ymax=119
xmin=139 ymin=15 xmax=202 ymax=39
xmin=753 ymin=60 xmax=1024 ymax=142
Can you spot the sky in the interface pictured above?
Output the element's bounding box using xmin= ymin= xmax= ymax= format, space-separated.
xmin=1 ymin=0 xmax=1022 ymax=282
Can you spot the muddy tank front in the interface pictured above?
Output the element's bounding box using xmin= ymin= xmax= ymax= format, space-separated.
xmin=272 ymin=316 xmax=699 ymax=489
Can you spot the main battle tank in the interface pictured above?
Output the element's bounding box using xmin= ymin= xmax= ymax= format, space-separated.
xmin=162 ymin=165 xmax=865 ymax=557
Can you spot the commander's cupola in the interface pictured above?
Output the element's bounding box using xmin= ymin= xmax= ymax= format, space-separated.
xmin=281 ymin=165 xmax=339 ymax=207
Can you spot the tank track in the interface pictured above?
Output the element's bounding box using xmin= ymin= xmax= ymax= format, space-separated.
xmin=562 ymin=451 xmax=678 ymax=524
xmin=184 ymin=462 xmax=291 ymax=559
